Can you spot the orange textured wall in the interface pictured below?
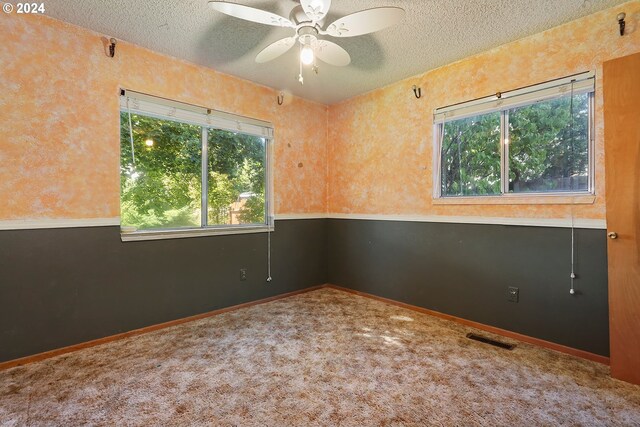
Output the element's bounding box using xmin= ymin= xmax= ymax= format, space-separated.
xmin=3 ymin=3 xmax=639 ymax=223
xmin=0 ymin=13 xmax=327 ymax=220
xmin=328 ymin=2 xmax=640 ymax=220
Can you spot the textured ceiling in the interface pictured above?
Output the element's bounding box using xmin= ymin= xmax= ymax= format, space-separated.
xmin=43 ymin=0 xmax=629 ymax=104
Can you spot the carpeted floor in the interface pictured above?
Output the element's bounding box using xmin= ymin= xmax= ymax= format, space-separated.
xmin=1 ymin=288 xmax=640 ymax=426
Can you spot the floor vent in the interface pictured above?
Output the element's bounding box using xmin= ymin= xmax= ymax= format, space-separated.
xmin=466 ymin=333 xmax=516 ymax=350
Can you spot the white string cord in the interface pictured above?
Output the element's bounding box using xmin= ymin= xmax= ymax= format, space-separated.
xmin=126 ymin=97 xmax=136 ymax=166
xmin=437 ymin=123 xmax=446 ymax=194
xmin=570 ymin=207 xmax=576 ymax=294
xmin=569 ymin=80 xmax=576 ymax=295
xmin=266 ymin=221 xmax=272 ymax=282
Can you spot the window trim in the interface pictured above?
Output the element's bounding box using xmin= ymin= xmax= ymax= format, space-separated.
xmin=433 ymin=72 xmax=595 ymax=201
xmin=120 ymin=224 xmax=274 ymax=242
xmin=120 ymin=89 xmax=273 ymax=137
xmin=433 ymin=71 xmax=594 ymax=123
xmin=119 ymin=89 xmax=274 ymax=241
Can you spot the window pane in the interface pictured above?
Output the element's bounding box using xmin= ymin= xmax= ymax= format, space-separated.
xmin=440 ymin=112 xmax=501 ymax=197
xmin=120 ymin=113 xmax=202 ymax=230
xmin=207 ymin=129 xmax=266 ymax=226
xmin=508 ymin=94 xmax=590 ymax=193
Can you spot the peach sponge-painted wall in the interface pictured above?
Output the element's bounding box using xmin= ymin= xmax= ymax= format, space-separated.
xmin=0 ymin=13 xmax=327 ymax=220
xmin=328 ymin=1 xmax=640 ymax=221
xmin=2 ymin=2 xmax=639 ymax=224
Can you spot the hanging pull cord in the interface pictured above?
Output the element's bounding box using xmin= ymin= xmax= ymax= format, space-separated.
xmin=569 ymin=79 xmax=576 ymax=185
xmin=570 ymin=208 xmax=576 ymax=294
xmin=126 ymin=97 xmax=136 ymax=166
xmin=266 ymin=222 xmax=272 ymax=282
xmin=569 ymin=80 xmax=576 ymax=295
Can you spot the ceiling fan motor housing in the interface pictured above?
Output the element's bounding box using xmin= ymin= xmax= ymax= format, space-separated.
xmin=298 ymin=26 xmax=319 ymax=46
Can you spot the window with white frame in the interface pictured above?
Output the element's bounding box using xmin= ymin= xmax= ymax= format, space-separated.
xmin=119 ymin=90 xmax=273 ymax=240
xmin=434 ymin=72 xmax=594 ymax=198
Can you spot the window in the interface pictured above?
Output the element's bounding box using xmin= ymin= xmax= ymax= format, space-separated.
xmin=119 ymin=90 xmax=273 ymax=240
xmin=435 ymin=72 xmax=594 ymax=198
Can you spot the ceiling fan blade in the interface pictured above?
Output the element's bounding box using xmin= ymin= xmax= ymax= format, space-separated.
xmin=313 ymin=39 xmax=350 ymax=66
xmin=300 ymin=0 xmax=331 ymax=22
xmin=208 ymin=1 xmax=294 ymax=28
xmin=324 ymin=7 xmax=405 ymax=37
xmin=256 ymin=36 xmax=297 ymax=63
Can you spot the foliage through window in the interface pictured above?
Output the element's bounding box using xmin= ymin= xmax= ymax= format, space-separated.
xmin=440 ymin=112 xmax=502 ymax=196
xmin=508 ymin=94 xmax=589 ymax=193
xmin=119 ymin=91 xmax=271 ymax=236
xmin=436 ymin=74 xmax=593 ymax=198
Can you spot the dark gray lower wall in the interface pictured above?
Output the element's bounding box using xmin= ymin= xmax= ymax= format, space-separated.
xmin=0 ymin=217 xmax=611 ymax=362
xmin=327 ymin=219 xmax=609 ymax=356
xmin=0 ymin=219 xmax=327 ymax=362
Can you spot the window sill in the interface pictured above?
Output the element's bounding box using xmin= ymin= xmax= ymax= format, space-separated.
xmin=120 ymin=225 xmax=273 ymax=242
xmin=432 ymin=194 xmax=596 ymax=206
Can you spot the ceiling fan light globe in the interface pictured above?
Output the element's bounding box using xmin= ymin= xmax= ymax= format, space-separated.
xmin=300 ymin=46 xmax=315 ymax=65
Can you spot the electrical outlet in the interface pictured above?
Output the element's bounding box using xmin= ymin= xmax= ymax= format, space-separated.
xmin=507 ymin=286 xmax=519 ymax=303
xmin=240 ymin=268 xmax=247 ymax=281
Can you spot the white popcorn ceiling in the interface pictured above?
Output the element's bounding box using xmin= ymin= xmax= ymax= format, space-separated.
xmin=43 ymin=0 xmax=629 ymax=105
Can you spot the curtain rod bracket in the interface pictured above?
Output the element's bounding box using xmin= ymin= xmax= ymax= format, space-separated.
xmin=617 ymin=12 xmax=626 ymax=36
xmin=277 ymin=92 xmax=284 ymax=106
xmin=412 ymin=85 xmax=422 ymax=99
xmin=108 ymin=38 xmax=117 ymax=58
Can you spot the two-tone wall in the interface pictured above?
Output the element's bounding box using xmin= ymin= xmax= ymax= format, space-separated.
xmin=324 ymin=2 xmax=640 ymax=357
xmin=0 ymin=13 xmax=329 ymax=362
xmin=2 ymin=3 xmax=639 ymax=363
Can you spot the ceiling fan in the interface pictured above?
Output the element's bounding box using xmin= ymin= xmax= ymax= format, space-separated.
xmin=208 ymin=0 xmax=405 ymax=82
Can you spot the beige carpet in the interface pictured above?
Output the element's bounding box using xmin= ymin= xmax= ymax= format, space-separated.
xmin=1 ymin=288 xmax=640 ymax=426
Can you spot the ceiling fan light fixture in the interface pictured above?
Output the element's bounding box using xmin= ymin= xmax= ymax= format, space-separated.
xmin=210 ymin=1 xmax=403 ymax=72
